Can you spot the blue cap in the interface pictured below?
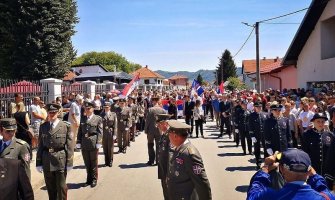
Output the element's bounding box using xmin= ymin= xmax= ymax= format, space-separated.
xmin=278 ymin=149 xmax=311 ymax=173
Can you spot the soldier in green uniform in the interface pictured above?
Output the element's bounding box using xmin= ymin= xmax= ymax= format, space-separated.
xmin=156 ymin=114 xmax=172 ymax=200
xmin=166 ymin=120 xmax=212 ymax=200
xmin=100 ymin=102 xmax=117 ymax=167
xmin=36 ymin=103 xmax=74 ymax=200
xmin=76 ymin=101 xmax=103 ymax=188
xmin=116 ymin=98 xmax=132 ymax=153
xmin=111 ymin=97 xmax=120 ymax=113
xmin=128 ymin=96 xmax=138 ymax=142
xmin=0 ymin=118 xmax=31 ymax=180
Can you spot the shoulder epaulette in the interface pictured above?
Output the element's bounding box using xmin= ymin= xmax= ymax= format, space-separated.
xmin=16 ymin=139 xmax=27 ymax=145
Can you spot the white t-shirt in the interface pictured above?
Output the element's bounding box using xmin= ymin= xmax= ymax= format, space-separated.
xmin=298 ymin=111 xmax=315 ymax=128
xmin=68 ymin=102 xmax=81 ymax=124
xmin=29 ymin=104 xmax=42 ymax=124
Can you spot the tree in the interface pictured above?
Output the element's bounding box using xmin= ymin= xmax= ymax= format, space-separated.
xmin=216 ymin=49 xmax=237 ymax=85
xmin=72 ymin=51 xmax=142 ymax=73
xmin=0 ymin=0 xmax=78 ymax=79
xmin=196 ymin=73 xmax=204 ymax=85
xmin=226 ymin=77 xmax=247 ymax=91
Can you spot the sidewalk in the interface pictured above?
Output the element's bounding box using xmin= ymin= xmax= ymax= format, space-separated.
xmin=30 ymin=150 xmax=83 ymax=189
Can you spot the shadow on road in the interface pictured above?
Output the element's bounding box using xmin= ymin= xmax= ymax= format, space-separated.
xmin=235 ymin=185 xmax=249 ymax=193
xmin=216 ymin=140 xmax=235 ymax=143
xmin=248 ymin=158 xmax=256 ymax=164
xmin=73 ymin=164 xmax=105 ymax=169
xmin=67 ymin=182 xmax=86 ymax=190
xmin=218 ymin=144 xmax=237 ymax=148
xmin=217 ymin=152 xmax=245 ymax=157
xmin=119 ymin=163 xmax=148 ymax=169
xmin=225 ymin=166 xmax=256 ymax=172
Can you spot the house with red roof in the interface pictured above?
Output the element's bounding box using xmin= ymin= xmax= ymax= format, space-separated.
xmin=131 ymin=65 xmax=165 ymax=91
xmin=168 ymin=74 xmax=189 ymax=89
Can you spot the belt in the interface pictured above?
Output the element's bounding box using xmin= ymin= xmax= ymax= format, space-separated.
xmin=44 ymin=147 xmax=65 ymax=153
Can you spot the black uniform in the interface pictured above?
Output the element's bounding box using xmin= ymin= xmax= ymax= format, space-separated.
xmin=232 ymin=104 xmax=242 ymax=143
xmin=264 ymin=115 xmax=292 ymax=153
xmin=235 ymin=108 xmax=252 ymax=154
xmin=0 ymin=158 xmax=34 ymax=200
xmin=219 ymin=100 xmax=232 ymax=138
xmin=249 ymin=111 xmax=267 ymax=167
xmin=77 ymin=114 xmax=103 ymax=186
xmin=184 ymin=101 xmax=195 ymax=135
xmin=157 ymin=133 xmax=171 ymax=200
xmin=302 ymin=129 xmax=335 ymax=188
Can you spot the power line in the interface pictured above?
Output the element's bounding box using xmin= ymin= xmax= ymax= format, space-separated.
xmin=262 ymin=22 xmax=301 ymax=25
xmin=259 ymin=7 xmax=309 ymax=23
xmin=233 ymin=26 xmax=255 ymax=58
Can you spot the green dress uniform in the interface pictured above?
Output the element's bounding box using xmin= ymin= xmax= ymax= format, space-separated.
xmin=0 ymin=118 xmax=31 ymax=180
xmin=166 ymin=120 xmax=212 ymax=200
xmin=36 ymin=104 xmax=74 ymax=200
xmin=116 ymin=100 xmax=132 ymax=153
xmin=77 ymin=102 xmax=103 ymax=187
xmin=0 ymin=158 xmax=34 ymax=200
xmin=129 ymin=100 xmax=139 ymax=142
xmin=101 ymin=106 xmax=117 ymax=167
xmin=156 ymin=114 xmax=172 ymax=200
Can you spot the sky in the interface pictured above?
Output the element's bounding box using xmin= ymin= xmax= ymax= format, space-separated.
xmin=72 ymin=0 xmax=312 ymax=72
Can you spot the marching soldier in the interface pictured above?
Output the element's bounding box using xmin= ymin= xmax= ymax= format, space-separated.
xmin=156 ymin=114 xmax=172 ymax=200
xmin=302 ymin=113 xmax=335 ymax=189
xmin=128 ymin=96 xmax=138 ymax=142
xmin=0 ymin=118 xmax=31 ymax=180
xmin=219 ymin=94 xmax=232 ymax=138
xmin=100 ymin=102 xmax=117 ymax=167
xmin=235 ymin=100 xmax=252 ymax=155
xmin=0 ymin=158 xmax=34 ymax=200
xmin=248 ymin=101 xmax=267 ymax=169
xmin=145 ymin=96 xmax=166 ymax=166
xmin=111 ymin=97 xmax=120 ymax=113
xmin=232 ymin=99 xmax=242 ymax=144
xmin=116 ymin=98 xmax=132 ymax=153
xmin=166 ymin=120 xmax=212 ymax=200
xmin=76 ymin=101 xmax=103 ymax=188
xmin=264 ymin=103 xmax=292 ymax=156
xmin=36 ymin=103 xmax=74 ymax=200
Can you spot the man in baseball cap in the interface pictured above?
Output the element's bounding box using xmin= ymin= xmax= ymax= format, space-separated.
xmin=248 ymin=149 xmax=335 ymax=200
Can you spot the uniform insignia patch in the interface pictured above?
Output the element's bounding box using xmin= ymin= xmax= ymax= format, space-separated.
xmin=283 ymin=122 xmax=286 ymax=127
xmin=193 ymin=165 xmax=202 ymax=175
xmin=175 ymin=171 xmax=179 ymax=176
xmin=24 ymin=153 xmax=30 ymax=162
xmin=176 ymin=158 xmax=184 ymax=165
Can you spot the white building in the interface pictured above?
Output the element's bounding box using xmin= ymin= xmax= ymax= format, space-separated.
xmin=132 ymin=65 xmax=165 ymax=91
xmin=282 ymin=0 xmax=335 ymax=92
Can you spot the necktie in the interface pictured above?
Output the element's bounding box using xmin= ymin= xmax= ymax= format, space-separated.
xmin=50 ymin=123 xmax=53 ymax=131
xmin=0 ymin=142 xmax=7 ymax=153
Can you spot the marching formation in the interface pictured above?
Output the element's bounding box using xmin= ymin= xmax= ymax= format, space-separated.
xmin=1 ymin=86 xmax=335 ymax=199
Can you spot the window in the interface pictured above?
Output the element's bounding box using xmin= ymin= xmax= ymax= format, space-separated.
xmin=321 ymin=16 xmax=335 ymax=59
xmin=144 ymin=79 xmax=149 ymax=84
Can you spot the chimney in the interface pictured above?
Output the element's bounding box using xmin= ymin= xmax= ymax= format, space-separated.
xmin=274 ymin=56 xmax=279 ymax=62
xmin=263 ymin=57 xmax=266 ymax=60
xmin=145 ymin=65 xmax=148 ymax=68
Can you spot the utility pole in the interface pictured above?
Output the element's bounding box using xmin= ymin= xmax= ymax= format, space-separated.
xmin=255 ymin=22 xmax=261 ymax=92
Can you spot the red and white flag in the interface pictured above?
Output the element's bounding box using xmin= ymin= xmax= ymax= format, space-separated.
xmin=122 ymin=74 xmax=140 ymax=97
xmin=219 ymin=81 xmax=225 ymax=94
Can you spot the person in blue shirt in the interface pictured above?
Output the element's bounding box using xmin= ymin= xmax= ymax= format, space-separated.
xmin=247 ymin=148 xmax=335 ymax=200
xmin=212 ymin=94 xmax=221 ymax=128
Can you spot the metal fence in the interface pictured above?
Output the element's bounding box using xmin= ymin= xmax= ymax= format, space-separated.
xmin=61 ymin=82 xmax=84 ymax=96
xmin=0 ymin=79 xmax=48 ymax=118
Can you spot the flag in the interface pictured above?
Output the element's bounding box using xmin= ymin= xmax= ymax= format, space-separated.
xmin=219 ymin=82 xmax=225 ymax=94
xmin=191 ymin=79 xmax=204 ymax=96
xmin=122 ymin=74 xmax=140 ymax=97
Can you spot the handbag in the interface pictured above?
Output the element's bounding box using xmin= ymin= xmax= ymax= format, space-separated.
xmin=16 ymin=121 xmax=38 ymax=149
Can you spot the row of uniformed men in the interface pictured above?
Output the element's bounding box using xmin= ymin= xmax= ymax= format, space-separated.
xmin=229 ymin=99 xmax=335 ymax=191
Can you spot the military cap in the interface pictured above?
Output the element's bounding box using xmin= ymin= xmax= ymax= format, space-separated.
xmin=84 ymin=101 xmax=95 ymax=108
xmin=156 ymin=114 xmax=171 ymax=122
xmin=167 ymin=120 xmax=191 ymax=137
xmin=241 ymin=100 xmax=248 ymax=105
xmin=254 ymin=101 xmax=262 ymax=107
xmin=103 ymin=102 xmax=112 ymax=107
xmin=311 ymin=113 xmax=328 ymax=121
xmin=46 ymin=103 xmax=61 ymax=112
xmin=151 ymin=96 xmax=160 ymax=101
xmin=128 ymin=96 xmax=136 ymax=100
xmin=277 ymin=148 xmax=311 ymax=173
xmin=0 ymin=118 xmax=17 ymax=130
xmin=112 ymin=96 xmax=120 ymax=101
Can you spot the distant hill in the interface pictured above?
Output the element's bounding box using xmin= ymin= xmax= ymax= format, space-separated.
xmin=155 ymin=67 xmax=242 ymax=83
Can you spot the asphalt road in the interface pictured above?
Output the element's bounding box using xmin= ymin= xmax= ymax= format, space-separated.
xmin=33 ymin=120 xmax=256 ymax=200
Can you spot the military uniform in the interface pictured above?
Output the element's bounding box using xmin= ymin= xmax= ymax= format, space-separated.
xmin=0 ymin=158 xmax=34 ymax=200
xmin=248 ymin=103 xmax=267 ymax=168
xmin=116 ymin=99 xmax=132 ymax=153
xmin=0 ymin=118 xmax=31 ymax=180
xmin=156 ymin=114 xmax=172 ymax=200
xmin=144 ymin=105 xmax=166 ymax=165
xmin=264 ymin=115 xmax=292 ymax=154
xmin=166 ymin=120 xmax=212 ymax=200
xmin=235 ymin=104 xmax=252 ymax=154
xmin=77 ymin=102 xmax=103 ymax=187
xmin=36 ymin=103 xmax=74 ymax=200
xmin=100 ymin=102 xmax=117 ymax=167
xmin=128 ymin=98 xmax=139 ymax=142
